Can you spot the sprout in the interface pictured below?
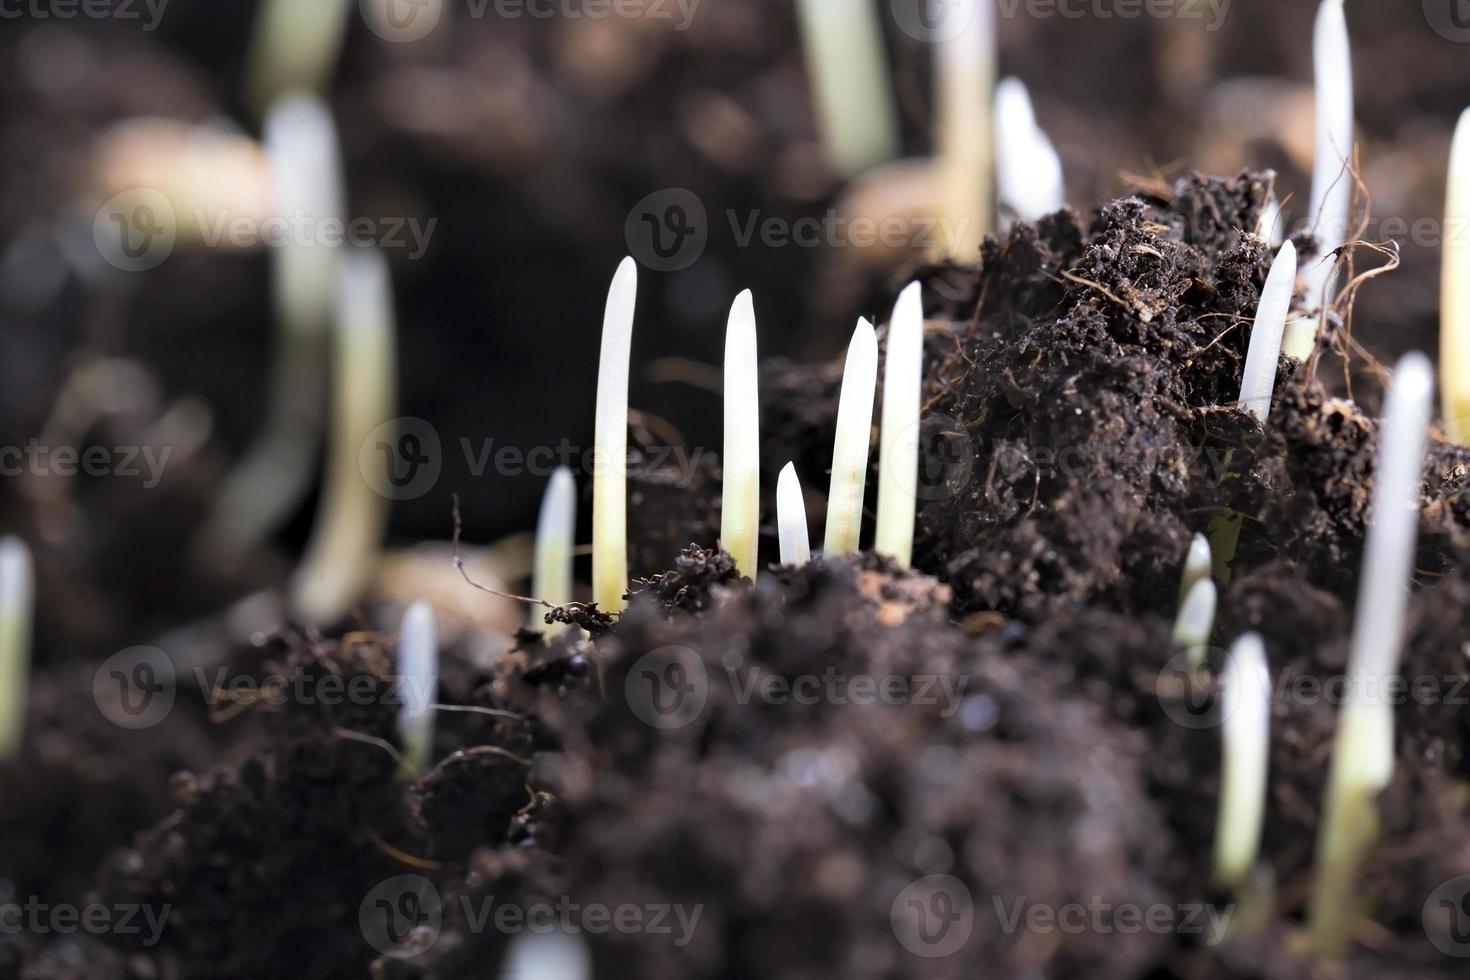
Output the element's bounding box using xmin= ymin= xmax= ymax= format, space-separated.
xmin=394 ymin=599 xmax=438 ymax=781
xmin=1258 ymin=192 xmax=1286 ymax=248
xmin=1285 ymin=0 xmax=1354 ymax=361
xmin=244 ymin=0 xmax=353 ymax=119
xmin=593 ymin=258 xmax=638 ymax=613
xmin=794 ymin=0 xmax=899 ymax=179
xmin=1442 ymin=108 xmax=1470 ymax=445
xmin=994 ymin=77 xmax=1065 ymax=226
xmin=824 ymin=318 xmax=879 ymax=556
xmin=1178 ymin=533 xmax=1212 ymax=607
xmin=1172 ymin=579 xmax=1217 ymax=672
xmin=777 ymin=462 xmax=812 ymax=567
xmin=721 ymin=290 xmax=761 ymax=580
xmin=196 ymin=92 xmax=344 ymax=563
xmin=1213 ymin=632 xmax=1272 ymax=890
xmin=501 ymin=932 xmax=591 ymax=980
xmin=532 ymin=467 xmax=577 ymax=637
xmin=875 ymin=282 xmax=925 ymax=566
xmin=1238 ymin=240 xmax=1299 ymax=421
xmin=0 ymin=537 xmax=35 ymax=760
xmin=1310 ymin=352 xmax=1433 ymax=955
xmin=290 ymin=248 xmax=397 ymax=624
xmin=935 ymin=0 xmax=997 ymax=256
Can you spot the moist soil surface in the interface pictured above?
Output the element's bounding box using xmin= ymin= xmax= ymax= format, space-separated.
xmin=6 ymin=170 xmax=1470 ymax=979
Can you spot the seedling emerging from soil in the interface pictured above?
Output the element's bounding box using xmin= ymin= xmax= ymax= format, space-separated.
xmin=1172 ymin=579 xmax=1217 ymax=672
xmin=935 ymin=0 xmax=997 ymax=255
xmin=824 ymin=319 xmax=879 ymax=556
xmin=593 ymin=258 xmax=638 ymax=613
xmin=777 ymin=462 xmax=812 ymax=567
xmin=1309 ymin=352 xmax=1433 ymax=956
xmin=290 ymin=248 xmax=397 ymax=624
xmin=1442 ymin=109 xmax=1470 ymax=444
xmin=533 ymin=467 xmax=577 ymax=637
xmin=1238 ymin=240 xmax=1298 ymax=421
xmin=875 ymin=282 xmax=924 ymax=566
xmin=1178 ymin=533 xmax=1212 ymax=606
xmin=1258 ymin=193 xmax=1286 ymax=248
xmin=0 ymin=537 xmax=34 ymax=759
xmin=721 ymin=290 xmax=760 ymax=580
xmin=1213 ymin=632 xmax=1271 ymax=890
xmin=197 ymin=92 xmax=344 ymax=563
xmin=502 ymin=931 xmax=591 ymax=980
xmin=1285 ymin=0 xmax=1354 ymax=360
xmin=794 ymin=0 xmax=899 ymax=178
xmin=994 ymin=77 xmax=1065 ymax=225
xmin=244 ymin=0 xmax=352 ymax=119
xmin=394 ymin=599 xmax=438 ymax=782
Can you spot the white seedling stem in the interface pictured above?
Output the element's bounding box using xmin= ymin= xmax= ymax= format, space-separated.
xmin=1179 ymin=533 xmax=1212 ymax=607
xmin=794 ymin=0 xmax=899 ymax=179
xmin=721 ymin=290 xmax=761 ymax=580
xmin=1172 ymin=579 xmax=1217 ymax=672
xmin=824 ymin=319 xmax=879 ymax=556
xmin=1442 ymin=109 xmax=1470 ymax=444
xmin=198 ymin=92 xmax=344 ymax=561
xmin=533 ymin=467 xmax=577 ymax=637
xmin=994 ymin=77 xmax=1065 ymax=225
xmin=0 ymin=537 xmax=34 ymax=759
xmin=1286 ymin=0 xmax=1353 ymax=360
xmin=875 ymin=282 xmax=925 ymax=566
xmin=395 ymin=599 xmax=438 ymax=781
xmin=290 ymin=248 xmax=396 ymax=624
xmin=1309 ymin=352 xmax=1433 ymax=955
xmin=244 ymin=0 xmax=353 ymax=118
xmin=777 ymin=462 xmax=812 ymax=567
xmin=935 ymin=0 xmax=997 ymax=256
xmin=1213 ymin=633 xmax=1272 ymax=889
xmin=593 ymin=258 xmax=637 ymax=613
xmin=1239 ymin=240 xmax=1299 ymax=421
xmin=500 ymin=932 xmax=592 ymax=980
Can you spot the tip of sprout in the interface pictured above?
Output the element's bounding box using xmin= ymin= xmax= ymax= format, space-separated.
xmin=777 ymin=461 xmax=812 ymax=567
xmin=1213 ymin=632 xmax=1272 ymax=889
xmin=874 ymin=282 xmax=925 ymax=566
xmin=592 ymin=257 xmax=638 ymax=613
xmin=823 ymin=318 xmax=880 ymax=556
xmin=0 ymin=536 xmax=35 ymax=759
xmin=994 ymin=76 xmax=1065 ymax=224
xmin=1172 ymin=578 xmax=1218 ymax=671
xmin=1240 ymin=239 xmax=1299 ymax=417
xmin=721 ymin=289 xmax=761 ymax=579
xmin=395 ymin=599 xmax=439 ymax=781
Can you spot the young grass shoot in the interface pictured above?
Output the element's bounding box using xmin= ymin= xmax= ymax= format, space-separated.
xmin=935 ymin=0 xmax=997 ymax=256
xmin=533 ymin=467 xmax=577 ymax=637
xmin=1213 ymin=632 xmax=1272 ymax=890
xmin=721 ymin=290 xmax=760 ymax=580
xmin=395 ymin=599 xmax=438 ymax=782
xmin=1238 ymin=240 xmax=1298 ymax=421
xmin=824 ymin=318 xmax=879 ymax=556
xmin=1179 ymin=533 xmax=1212 ymax=606
xmin=244 ymin=0 xmax=352 ymax=119
xmin=874 ymin=282 xmax=924 ymax=566
xmin=1172 ymin=579 xmax=1217 ymax=672
xmin=1441 ymin=108 xmax=1470 ymax=444
xmin=593 ymin=258 xmax=637 ymax=613
xmin=777 ymin=462 xmax=812 ymax=567
xmin=994 ymin=77 xmax=1066 ymax=225
xmin=0 ymin=537 xmax=34 ymax=760
xmin=1309 ymin=352 xmax=1433 ymax=955
xmin=794 ymin=0 xmax=899 ymax=179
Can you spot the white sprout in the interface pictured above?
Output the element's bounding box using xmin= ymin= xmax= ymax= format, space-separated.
xmin=994 ymin=77 xmax=1065 ymax=225
xmin=1309 ymin=352 xmax=1434 ymax=955
xmin=777 ymin=461 xmax=812 ymax=567
xmin=0 ymin=537 xmax=35 ymax=759
xmin=532 ymin=467 xmax=577 ymax=637
xmin=1238 ymin=240 xmax=1299 ymax=421
xmin=1213 ymin=632 xmax=1272 ymax=889
xmin=874 ymin=282 xmax=925 ymax=566
xmin=1179 ymin=533 xmax=1213 ymax=607
xmin=593 ymin=258 xmax=637 ymax=613
xmin=1258 ymin=193 xmax=1286 ymax=248
xmin=500 ymin=931 xmax=591 ymax=980
xmin=395 ymin=599 xmax=438 ymax=781
xmin=1442 ymin=109 xmax=1470 ymax=444
xmin=794 ymin=0 xmax=899 ymax=179
xmin=1285 ymin=0 xmax=1354 ymax=361
xmin=824 ymin=318 xmax=879 ymax=556
xmin=244 ymin=0 xmax=353 ymax=118
xmin=1172 ymin=579 xmax=1218 ymax=672
xmin=721 ymin=290 xmax=760 ymax=580
xmin=289 ymin=248 xmax=396 ymax=624
xmin=197 ymin=92 xmax=345 ymax=562
xmin=935 ymin=0 xmax=997 ymax=256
